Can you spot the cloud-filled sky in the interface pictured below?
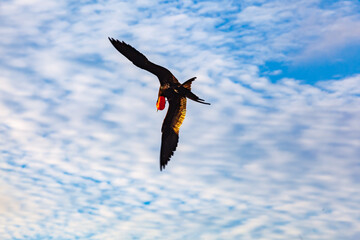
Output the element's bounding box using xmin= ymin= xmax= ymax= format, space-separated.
xmin=1 ymin=0 xmax=360 ymax=239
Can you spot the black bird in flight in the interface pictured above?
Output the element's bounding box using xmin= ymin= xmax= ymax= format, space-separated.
xmin=109 ymin=38 xmax=210 ymax=171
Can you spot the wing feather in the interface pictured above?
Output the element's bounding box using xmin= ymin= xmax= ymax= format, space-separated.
xmin=108 ymin=38 xmax=179 ymax=85
xmin=160 ymin=96 xmax=187 ymax=170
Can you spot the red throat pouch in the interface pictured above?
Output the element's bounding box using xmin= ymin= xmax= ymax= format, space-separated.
xmin=156 ymin=96 xmax=166 ymax=110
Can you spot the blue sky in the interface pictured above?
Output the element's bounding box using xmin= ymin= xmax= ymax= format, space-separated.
xmin=1 ymin=0 xmax=360 ymax=239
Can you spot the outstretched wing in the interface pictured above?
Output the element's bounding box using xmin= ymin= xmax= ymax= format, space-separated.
xmin=108 ymin=38 xmax=179 ymax=85
xmin=160 ymin=96 xmax=187 ymax=170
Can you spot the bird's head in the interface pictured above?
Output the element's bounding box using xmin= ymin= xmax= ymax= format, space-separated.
xmin=156 ymin=96 xmax=166 ymax=111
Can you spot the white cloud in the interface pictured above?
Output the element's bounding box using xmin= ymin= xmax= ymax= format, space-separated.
xmin=235 ymin=0 xmax=360 ymax=63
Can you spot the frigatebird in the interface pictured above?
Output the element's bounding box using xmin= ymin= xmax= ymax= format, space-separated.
xmin=108 ymin=38 xmax=210 ymax=171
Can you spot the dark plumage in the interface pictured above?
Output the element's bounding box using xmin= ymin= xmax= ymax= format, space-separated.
xmin=109 ymin=38 xmax=210 ymax=170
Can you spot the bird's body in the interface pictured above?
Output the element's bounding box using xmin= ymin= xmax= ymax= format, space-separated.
xmin=109 ymin=38 xmax=210 ymax=170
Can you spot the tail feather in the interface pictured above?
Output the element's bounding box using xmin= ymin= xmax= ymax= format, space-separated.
xmin=181 ymin=78 xmax=210 ymax=105
xmin=182 ymin=77 xmax=196 ymax=90
xmin=187 ymin=92 xmax=210 ymax=105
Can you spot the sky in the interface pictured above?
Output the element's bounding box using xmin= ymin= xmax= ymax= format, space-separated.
xmin=1 ymin=0 xmax=360 ymax=239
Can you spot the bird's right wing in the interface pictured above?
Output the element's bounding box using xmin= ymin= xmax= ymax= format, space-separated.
xmin=160 ymin=96 xmax=187 ymax=170
xmin=108 ymin=38 xmax=179 ymax=85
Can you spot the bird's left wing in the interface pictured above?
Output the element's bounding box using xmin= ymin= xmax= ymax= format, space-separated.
xmin=108 ymin=38 xmax=178 ymax=85
xmin=160 ymin=96 xmax=187 ymax=170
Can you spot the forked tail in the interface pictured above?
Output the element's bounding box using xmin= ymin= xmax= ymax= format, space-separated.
xmin=181 ymin=77 xmax=210 ymax=105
